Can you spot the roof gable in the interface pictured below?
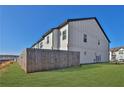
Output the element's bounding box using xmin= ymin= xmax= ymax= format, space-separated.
xmin=57 ymin=17 xmax=110 ymax=43
xmin=31 ymin=17 xmax=110 ymax=47
xmin=94 ymin=18 xmax=110 ymax=43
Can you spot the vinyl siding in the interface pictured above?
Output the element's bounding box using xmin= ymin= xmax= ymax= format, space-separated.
xmin=59 ymin=24 xmax=69 ymax=50
xmin=52 ymin=29 xmax=60 ymax=50
xmin=68 ymin=19 xmax=109 ymax=64
xmin=32 ymin=18 xmax=109 ymax=64
xmin=39 ymin=32 xmax=53 ymax=49
xmin=115 ymin=48 xmax=124 ymax=61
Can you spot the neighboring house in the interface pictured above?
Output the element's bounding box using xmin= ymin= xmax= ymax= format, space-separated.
xmin=0 ymin=55 xmax=19 ymax=63
xmin=110 ymin=46 xmax=124 ymax=62
xmin=31 ymin=17 xmax=110 ymax=64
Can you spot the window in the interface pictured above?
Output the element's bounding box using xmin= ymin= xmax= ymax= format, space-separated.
xmin=40 ymin=42 xmax=43 ymax=48
xmin=84 ymin=51 xmax=87 ymax=55
xmin=96 ymin=55 xmax=101 ymax=62
xmin=62 ymin=30 xmax=66 ymax=40
xmin=83 ymin=34 xmax=87 ymax=42
xmin=99 ymin=55 xmax=101 ymax=61
xmin=98 ymin=40 xmax=100 ymax=45
xmin=119 ymin=50 xmax=123 ymax=54
xmin=47 ymin=36 xmax=49 ymax=44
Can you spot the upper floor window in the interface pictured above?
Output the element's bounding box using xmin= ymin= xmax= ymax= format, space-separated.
xmin=62 ymin=30 xmax=66 ymax=40
xmin=98 ymin=40 xmax=100 ymax=45
xmin=119 ymin=50 xmax=123 ymax=54
xmin=84 ymin=51 xmax=87 ymax=55
xmin=40 ymin=42 xmax=43 ymax=48
xmin=83 ymin=34 xmax=87 ymax=43
xmin=47 ymin=36 xmax=49 ymax=44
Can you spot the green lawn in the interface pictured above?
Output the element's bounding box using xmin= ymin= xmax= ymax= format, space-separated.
xmin=0 ymin=63 xmax=124 ymax=87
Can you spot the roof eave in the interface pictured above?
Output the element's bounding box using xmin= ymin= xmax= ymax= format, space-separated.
xmin=31 ymin=17 xmax=111 ymax=48
xmin=94 ymin=18 xmax=111 ymax=43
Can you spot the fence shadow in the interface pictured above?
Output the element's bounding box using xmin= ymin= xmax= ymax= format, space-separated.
xmin=42 ymin=63 xmax=103 ymax=73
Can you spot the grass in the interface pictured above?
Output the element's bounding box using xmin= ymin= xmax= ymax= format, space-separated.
xmin=0 ymin=62 xmax=124 ymax=87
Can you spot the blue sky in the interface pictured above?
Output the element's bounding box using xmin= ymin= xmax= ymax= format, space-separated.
xmin=0 ymin=5 xmax=124 ymax=55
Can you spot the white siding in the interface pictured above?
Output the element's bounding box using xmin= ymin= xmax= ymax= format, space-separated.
xmin=32 ymin=18 xmax=109 ymax=64
xmin=34 ymin=43 xmax=39 ymax=49
xmin=39 ymin=40 xmax=43 ymax=49
xmin=59 ymin=24 xmax=69 ymax=50
xmin=115 ymin=48 xmax=124 ymax=61
xmin=68 ymin=19 xmax=109 ymax=64
xmin=42 ymin=32 xmax=53 ymax=49
xmin=52 ymin=29 xmax=60 ymax=50
xmin=109 ymin=51 xmax=112 ymax=61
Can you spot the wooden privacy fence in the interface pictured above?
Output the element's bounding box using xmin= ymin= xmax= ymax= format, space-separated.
xmin=18 ymin=48 xmax=80 ymax=73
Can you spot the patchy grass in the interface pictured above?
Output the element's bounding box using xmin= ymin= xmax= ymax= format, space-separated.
xmin=0 ymin=63 xmax=124 ymax=87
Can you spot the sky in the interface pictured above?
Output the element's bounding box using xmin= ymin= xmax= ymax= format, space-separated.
xmin=0 ymin=5 xmax=124 ymax=55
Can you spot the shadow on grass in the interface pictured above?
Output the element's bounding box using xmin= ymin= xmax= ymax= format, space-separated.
xmin=33 ymin=63 xmax=103 ymax=73
xmin=28 ymin=62 xmax=124 ymax=74
xmin=28 ymin=63 xmax=110 ymax=74
xmin=29 ymin=65 xmax=102 ymax=74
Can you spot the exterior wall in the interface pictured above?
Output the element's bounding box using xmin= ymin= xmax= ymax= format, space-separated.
xmin=52 ymin=29 xmax=60 ymax=50
xmin=19 ymin=48 xmax=80 ymax=73
xmin=40 ymin=32 xmax=53 ymax=49
xmin=109 ymin=48 xmax=124 ymax=62
xmin=115 ymin=48 xmax=124 ymax=61
xmin=109 ymin=51 xmax=116 ymax=61
xmin=31 ymin=18 xmax=109 ymax=64
xmin=34 ymin=43 xmax=39 ymax=48
xmin=39 ymin=40 xmax=43 ymax=48
xmin=68 ymin=19 xmax=109 ymax=64
xmin=33 ymin=29 xmax=60 ymax=50
xmin=109 ymin=51 xmax=112 ymax=61
xmin=59 ymin=24 xmax=69 ymax=50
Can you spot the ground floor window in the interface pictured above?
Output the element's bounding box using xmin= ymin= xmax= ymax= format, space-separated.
xmin=96 ymin=55 xmax=101 ymax=62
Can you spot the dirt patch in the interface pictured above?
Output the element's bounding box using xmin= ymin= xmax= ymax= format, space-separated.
xmin=0 ymin=61 xmax=14 ymax=70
